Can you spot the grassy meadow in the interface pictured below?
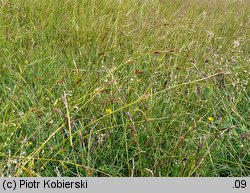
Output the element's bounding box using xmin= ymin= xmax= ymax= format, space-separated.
xmin=0 ymin=0 xmax=249 ymax=177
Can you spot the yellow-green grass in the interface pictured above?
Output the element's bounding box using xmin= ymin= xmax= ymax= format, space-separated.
xmin=0 ymin=0 xmax=249 ymax=176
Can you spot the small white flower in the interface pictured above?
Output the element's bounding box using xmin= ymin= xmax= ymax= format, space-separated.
xmin=18 ymin=111 xmax=24 ymax=116
xmin=20 ymin=151 xmax=26 ymax=156
xmin=233 ymin=40 xmax=240 ymax=47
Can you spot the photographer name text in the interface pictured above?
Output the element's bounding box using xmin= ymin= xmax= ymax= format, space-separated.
xmin=2 ymin=179 xmax=88 ymax=190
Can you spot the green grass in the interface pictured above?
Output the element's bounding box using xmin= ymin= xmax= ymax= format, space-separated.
xmin=0 ymin=0 xmax=249 ymax=177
